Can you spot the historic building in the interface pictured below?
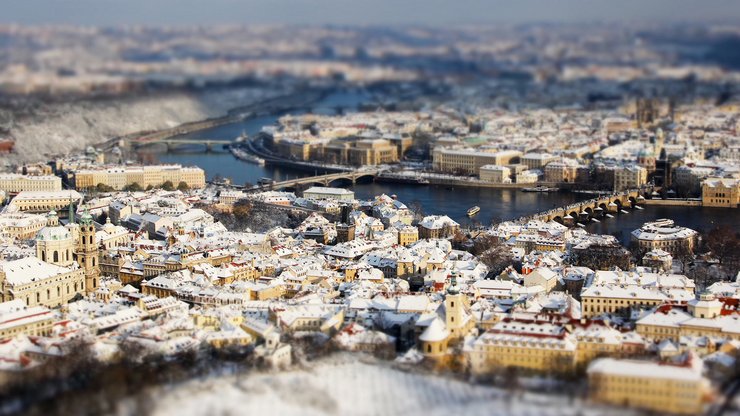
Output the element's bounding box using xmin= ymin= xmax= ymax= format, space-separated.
xmin=0 ymin=174 xmax=62 ymax=193
xmin=0 ymin=257 xmax=85 ymax=307
xmin=702 ymin=177 xmax=739 ymax=208
xmin=630 ymin=219 xmax=698 ymax=255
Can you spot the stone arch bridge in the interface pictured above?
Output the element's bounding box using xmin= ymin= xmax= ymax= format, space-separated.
xmin=520 ymin=190 xmax=645 ymax=224
xmin=249 ymin=168 xmax=381 ymax=191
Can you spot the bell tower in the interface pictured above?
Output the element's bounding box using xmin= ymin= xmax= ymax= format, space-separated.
xmin=75 ymin=208 xmax=100 ymax=294
xmin=445 ymin=271 xmax=465 ymax=340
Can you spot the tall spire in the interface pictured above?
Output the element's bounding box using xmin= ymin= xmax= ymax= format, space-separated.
xmin=68 ymin=197 xmax=75 ymax=224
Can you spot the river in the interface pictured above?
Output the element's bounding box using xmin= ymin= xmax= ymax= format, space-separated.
xmin=140 ymin=90 xmax=739 ymax=244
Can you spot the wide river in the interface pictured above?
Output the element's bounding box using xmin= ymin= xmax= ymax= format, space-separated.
xmin=142 ymin=91 xmax=738 ymax=244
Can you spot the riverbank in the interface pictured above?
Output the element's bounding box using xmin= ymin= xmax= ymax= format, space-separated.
xmin=642 ymin=198 xmax=703 ymax=207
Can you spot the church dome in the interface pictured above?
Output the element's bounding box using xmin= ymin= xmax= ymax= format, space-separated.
xmin=36 ymin=225 xmax=72 ymax=241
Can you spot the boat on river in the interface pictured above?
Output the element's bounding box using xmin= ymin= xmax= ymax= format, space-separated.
xmin=467 ymin=206 xmax=480 ymax=216
xmin=522 ymin=186 xmax=559 ymax=193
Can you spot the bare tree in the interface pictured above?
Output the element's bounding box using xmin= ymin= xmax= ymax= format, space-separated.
xmin=704 ymin=225 xmax=740 ymax=267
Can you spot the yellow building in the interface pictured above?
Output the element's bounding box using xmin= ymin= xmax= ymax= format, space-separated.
xmin=587 ymin=358 xmax=711 ymax=415
xmin=0 ymin=213 xmax=47 ymax=239
xmin=8 ymin=190 xmax=83 ymax=213
xmin=581 ymin=285 xmax=666 ymax=319
xmin=432 ymin=148 xmax=522 ymax=175
xmin=522 ymin=153 xmax=558 ymax=170
xmin=544 ymin=159 xmax=581 ymax=183
xmin=466 ymin=320 xmax=577 ymax=374
xmin=418 ymin=215 xmax=459 ymax=239
xmin=73 ymin=165 xmax=206 ymax=190
xmin=702 ymin=178 xmax=739 ymax=208
xmin=614 ymin=165 xmax=647 ymax=191
xmin=479 ymin=165 xmax=511 ymax=183
xmin=0 ymin=257 xmax=85 ymax=308
xmin=274 ymin=304 xmax=345 ymax=334
xmin=398 ymin=226 xmax=419 ymax=247
xmin=0 ymin=174 xmax=62 ymax=193
xmin=0 ymin=300 xmax=54 ymax=340
xmin=636 ymin=297 xmax=739 ymax=342
xmin=348 ymin=139 xmax=398 ymax=166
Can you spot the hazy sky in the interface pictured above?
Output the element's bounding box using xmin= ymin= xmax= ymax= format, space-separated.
xmin=3 ymin=0 xmax=740 ymax=26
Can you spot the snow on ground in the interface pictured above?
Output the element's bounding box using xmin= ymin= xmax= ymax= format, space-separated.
xmin=4 ymin=86 xmax=281 ymax=164
xmin=130 ymin=355 xmax=637 ymax=416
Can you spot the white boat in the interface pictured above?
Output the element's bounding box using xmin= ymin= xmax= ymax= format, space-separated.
xmin=620 ymin=209 xmax=629 ymax=214
xmin=635 ymin=205 xmax=644 ymax=210
xmin=522 ymin=186 xmax=559 ymax=193
xmin=577 ymin=223 xmax=586 ymax=228
xmin=591 ymin=218 xmax=601 ymax=223
xmin=606 ymin=214 xmax=614 ymax=218
xmin=231 ymin=147 xmax=265 ymax=165
xmin=467 ymin=206 xmax=480 ymax=216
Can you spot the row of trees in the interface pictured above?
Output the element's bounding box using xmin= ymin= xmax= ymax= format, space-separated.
xmin=93 ymin=181 xmax=191 ymax=193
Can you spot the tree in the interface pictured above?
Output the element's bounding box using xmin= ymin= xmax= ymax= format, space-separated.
xmin=672 ymin=240 xmax=694 ymax=273
xmin=177 ymin=181 xmax=190 ymax=192
xmin=232 ymin=200 xmax=253 ymax=219
xmin=704 ymin=225 xmax=740 ymax=267
xmin=146 ymin=184 xmax=154 ymax=191
xmin=408 ymin=200 xmax=425 ymax=224
xmin=96 ymin=183 xmax=114 ymax=192
xmin=475 ymin=235 xmax=513 ymax=277
xmin=124 ymin=182 xmax=143 ymax=192
xmin=161 ymin=180 xmax=175 ymax=191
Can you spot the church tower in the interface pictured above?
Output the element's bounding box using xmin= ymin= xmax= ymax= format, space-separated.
xmin=444 ymin=271 xmax=466 ymax=341
xmin=74 ymin=208 xmax=100 ymax=294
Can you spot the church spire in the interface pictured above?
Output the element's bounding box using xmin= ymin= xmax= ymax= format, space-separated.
xmin=68 ymin=197 xmax=75 ymax=224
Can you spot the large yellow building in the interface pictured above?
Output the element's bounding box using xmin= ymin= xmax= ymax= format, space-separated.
xmin=0 ymin=257 xmax=85 ymax=308
xmin=588 ymin=358 xmax=711 ymax=415
xmin=0 ymin=213 xmax=47 ymax=239
xmin=0 ymin=300 xmax=54 ymax=340
xmin=702 ymin=177 xmax=739 ymax=208
xmin=614 ymin=165 xmax=647 ymax=191
xmin=73 ymin=165 xmax=206 ymax=190
xmin=0 ymin=174 xmax=62 ymax=193
xmin=466 ymin=318 xmax=645 ymax=375
xmin=8 ymin=190 xmax=83 ymax=213
xmin=432 ymin=148 xmax=522 ymax=175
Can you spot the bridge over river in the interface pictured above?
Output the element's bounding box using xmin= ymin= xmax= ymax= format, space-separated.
xmin=513 ymin=190 xmax=645 ymax=225
xmin=247 ymin=168 xmax=383 ymax=191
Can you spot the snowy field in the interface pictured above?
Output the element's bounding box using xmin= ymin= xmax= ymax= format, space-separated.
xmin=127 ymin=355 xmax=637 ymax=416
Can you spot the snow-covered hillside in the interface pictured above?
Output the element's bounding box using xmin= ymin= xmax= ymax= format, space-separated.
xmin=1 ymin=86 xmax=281 ymax=165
